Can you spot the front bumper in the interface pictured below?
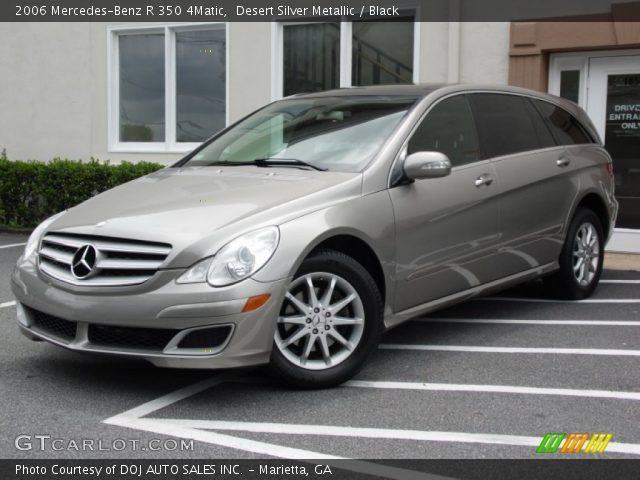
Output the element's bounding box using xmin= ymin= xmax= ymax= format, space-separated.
xmin=11 ymin=256 xmax=290 ymax=369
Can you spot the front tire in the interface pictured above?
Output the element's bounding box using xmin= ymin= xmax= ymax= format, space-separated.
xmin=270 ymin=249 xmax=383 ymax=388
xmin=544 ymin=208 xmax=604 ymax=300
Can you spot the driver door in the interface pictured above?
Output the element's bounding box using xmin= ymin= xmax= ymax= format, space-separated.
xmin=389 ymin=94 xmax=502 ymax=311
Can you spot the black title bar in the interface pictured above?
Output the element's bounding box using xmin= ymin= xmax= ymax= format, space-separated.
xmin=4 ymin=459 xmax=640 ymax=480
xmin=3 ymin=0 xmax=640 ymax=22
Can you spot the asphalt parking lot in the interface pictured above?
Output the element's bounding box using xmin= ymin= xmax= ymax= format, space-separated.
xmin=1 ymin=232 xmax=639 ymax=466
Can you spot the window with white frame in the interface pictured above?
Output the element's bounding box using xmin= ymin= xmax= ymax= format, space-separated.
xmin=275 ymin=14 xmax=418 ymax=99
xmin=548 ymin=55 xmax=587 ymax=107
xmin=109 ymin=24 xmax=227 ymax=152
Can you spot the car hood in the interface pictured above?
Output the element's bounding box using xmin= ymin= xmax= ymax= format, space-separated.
xmin=49 ymin=166 xmax=362 ymax=267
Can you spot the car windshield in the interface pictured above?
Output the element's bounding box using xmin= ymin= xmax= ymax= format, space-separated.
xmin=180 ymin=95 xmax=419 ymax=172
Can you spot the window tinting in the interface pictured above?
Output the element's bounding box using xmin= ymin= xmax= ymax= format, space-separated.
xmin=524 ymin=99 xmax=556 ymax=149
xmin=532 ymin=99 xmax=592 ymax=145
xmin=407 ymin=95 xmax=479 ymax=167
xmin=468 ymin=94 xmax=541 ymax=158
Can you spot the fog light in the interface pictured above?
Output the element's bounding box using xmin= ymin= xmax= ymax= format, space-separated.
xmin=242 ymin=294 xmax=271 ymax=313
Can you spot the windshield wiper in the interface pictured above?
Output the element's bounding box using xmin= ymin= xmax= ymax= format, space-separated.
xmin=252 ymin=158 xmax=327 ymax=171
xmin=201 ymin=159 xmax=327 ymax=171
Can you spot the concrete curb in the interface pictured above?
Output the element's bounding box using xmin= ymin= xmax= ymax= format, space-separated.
xmin=604 ymin=252 xmax=640 ymax=272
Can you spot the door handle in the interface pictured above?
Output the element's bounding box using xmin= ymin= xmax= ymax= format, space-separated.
xmin=557 ymin=156 xmax=571 ymax=168
xmin=474 ymin=173 xmax=494 ymax=188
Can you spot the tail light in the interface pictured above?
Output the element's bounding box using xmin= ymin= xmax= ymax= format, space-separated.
xmin=606 ymin=161 xmax=614 ymax=178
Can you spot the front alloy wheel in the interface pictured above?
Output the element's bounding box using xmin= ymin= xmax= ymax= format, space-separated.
xmin=270 ymin=249 xmax=383 ymax=388
xmin=275 ymin=272 xmax=365 ymax=370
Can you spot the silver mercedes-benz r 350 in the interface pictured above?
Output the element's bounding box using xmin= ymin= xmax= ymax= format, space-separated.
xmin=12 ymin=84 xmax=617 ymax=387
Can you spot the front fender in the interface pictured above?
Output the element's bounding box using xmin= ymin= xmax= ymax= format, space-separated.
xmin=252 ymin=190 xmax=396 ymax=313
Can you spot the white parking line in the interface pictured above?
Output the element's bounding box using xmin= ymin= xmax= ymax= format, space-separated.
xmin=103 ymin=375 xmax=341 ymax=460
xmin=379 ymin=344 xmax=640 ymax=356
xmin=416 ymin=318 xmax=640 ymax=326
xmin=0 ymin=301 xmax=16 ymax=309
xmin=103 ymin=375 xmax=441 ymax=480
xmin=107 ymin=375 xmax=227 ymax=420
xmin=600 ymin=279 xmax=640 ymax=284
xmin=344 ymin=380 xmax=640 ymax=401
xmin=157 ymin=419 xmax=640 ymax=456
xmin=103 ymin=373 xmax=640 ymax=464
xmin=122 ymin=417 xmax=343 ymax=460
xmin=0 ymin=242 xmax=26 ymax=249
xmin=480 ymin=297 xmax=640 ymax=303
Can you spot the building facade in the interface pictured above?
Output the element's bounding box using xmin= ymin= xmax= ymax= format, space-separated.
xmin=0 ymin=17 xmax=638 ymax=250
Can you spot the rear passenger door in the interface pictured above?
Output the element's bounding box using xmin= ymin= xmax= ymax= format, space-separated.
xmin=468 ymin=93 xmax=582 ymax=274
xmin=389 ymin=95 xmax=502 ymax=311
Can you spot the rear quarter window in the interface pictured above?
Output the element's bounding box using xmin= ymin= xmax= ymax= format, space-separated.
xmin=531 ymin=99 xmax=594 ymax=145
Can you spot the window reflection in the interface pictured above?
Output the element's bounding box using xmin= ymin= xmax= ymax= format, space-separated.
xmin=559 ymin=70 xmax=580 ymax=104
xmin=176 ymin=29 xmax=226 ymax=142
xmin=352 ymin=20 xmax=414 ymax=86
xmin=605 ymin=73 xmax=640 ymax=228
xmin=119 ymin=34 xmax=165 ymax=142
xmin=283 ymin=23 xmax=340 ymax=96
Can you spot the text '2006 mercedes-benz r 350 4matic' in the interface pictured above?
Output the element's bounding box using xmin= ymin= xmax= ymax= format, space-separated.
xmin=12 ymin=84 xmax=617 ymax=388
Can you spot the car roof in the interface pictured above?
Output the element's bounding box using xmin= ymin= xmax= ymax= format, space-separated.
xmin=292 ymin=83 xmax=565 ymax=101
xmin=290 ymin=84 xmax=447 ymax=98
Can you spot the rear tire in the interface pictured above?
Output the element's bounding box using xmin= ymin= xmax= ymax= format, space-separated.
xmin=544 ymin=208 xmax=604 ymax=300
xmin=270 ymin=249 xmax=383 ymax=389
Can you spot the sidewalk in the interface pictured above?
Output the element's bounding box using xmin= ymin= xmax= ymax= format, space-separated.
xmin=604 ymin=252 xmax=640 ymax=272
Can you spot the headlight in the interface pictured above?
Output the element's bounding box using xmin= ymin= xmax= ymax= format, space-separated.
xmin=23 ymin=211 xmax=66 ymax=259
xmin=177 ymin=226 xmax=279 ymax=287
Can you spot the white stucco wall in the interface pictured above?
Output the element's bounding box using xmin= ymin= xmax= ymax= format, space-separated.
xmin=0 ymin=21 xmax=511 ymax=163
xmin=418 ymin=22 xmax=450 ymax=83
xmin=459 ymin=22 xmax=510 ymax=84
xmin=0 ymin=23 xmax=94 ymax=161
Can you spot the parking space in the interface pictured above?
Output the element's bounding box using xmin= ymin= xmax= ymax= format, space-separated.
xmin=1 ymin=234 xmax=639 ymax=468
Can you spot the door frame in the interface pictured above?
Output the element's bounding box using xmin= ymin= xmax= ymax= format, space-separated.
xmin=549 ymin=49 xmax=640 ymax=253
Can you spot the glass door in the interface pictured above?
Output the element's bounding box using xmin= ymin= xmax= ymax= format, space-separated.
xmin=586 ymin=55 xmax=640 ymax=231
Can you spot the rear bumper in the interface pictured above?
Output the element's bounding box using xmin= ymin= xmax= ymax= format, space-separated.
xmin=12 ymin=256 xmax=290 ymax=369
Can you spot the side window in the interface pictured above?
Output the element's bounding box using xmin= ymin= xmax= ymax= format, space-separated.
xmin=524 ymin=98 xmax=557 ymax=149
xmin=407 ymin=95 xmax=479 ymax=167
xmin=532 ymin=99 xmax=593 ymax=145
xmin=468 ymin=93 xmax=541 ymax=158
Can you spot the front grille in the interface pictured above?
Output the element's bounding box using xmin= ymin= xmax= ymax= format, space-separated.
xmin=38 ymin=233 xmax=171 ymax=287
xmin=88 ymin=324 xmax=178 ymax=351
xmin=177 ymin=326 xmax=233 ymax=349
xmin=28 ymin=308 xmax=77 ymax=341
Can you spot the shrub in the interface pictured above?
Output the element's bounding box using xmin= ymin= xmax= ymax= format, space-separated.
xmin=0 ymin=158 xmax=164 ymax=229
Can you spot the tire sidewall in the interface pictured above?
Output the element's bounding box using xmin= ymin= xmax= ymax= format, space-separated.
xmin=270 ymin=250 xmax=383 ymax=388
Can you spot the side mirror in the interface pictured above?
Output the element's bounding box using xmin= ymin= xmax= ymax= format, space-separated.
xmin=403 ymin=151 xmax=452 ymax=180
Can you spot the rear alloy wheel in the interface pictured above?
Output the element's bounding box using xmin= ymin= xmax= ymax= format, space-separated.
xmin=572 ymin=222 xmax=601 ymax=287
xmin=270 ymin=249 xmax=382 ymax=388
xmin=544 ymin=208 xmax=604 ymax=300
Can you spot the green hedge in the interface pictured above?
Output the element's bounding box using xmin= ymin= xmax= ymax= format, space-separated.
xmin=0 ymin=155 xmax=164 ymax=229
